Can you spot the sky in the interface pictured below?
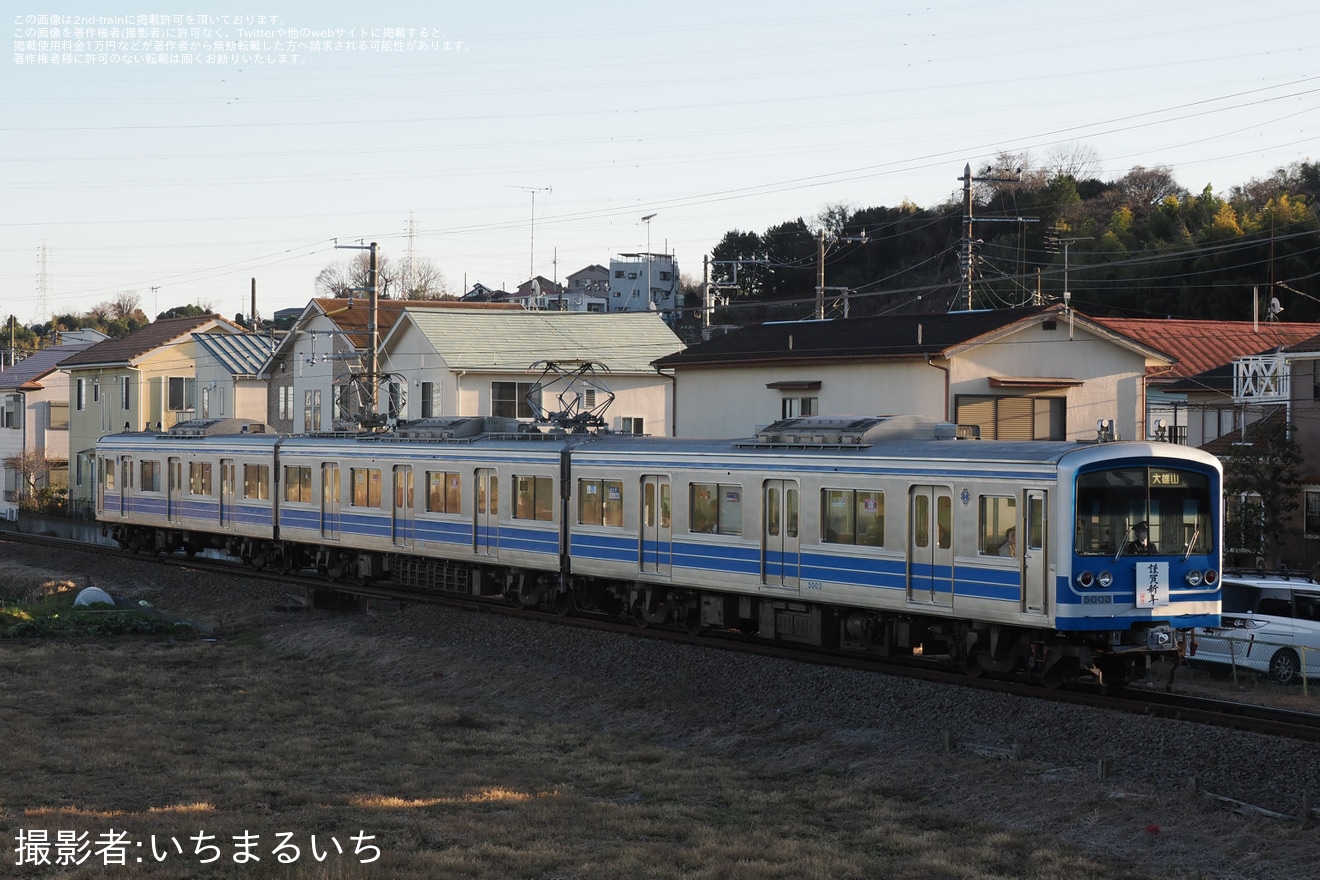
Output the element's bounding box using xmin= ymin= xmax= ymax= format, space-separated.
xmin=5 ymin=0 xmax=1320 ymax=325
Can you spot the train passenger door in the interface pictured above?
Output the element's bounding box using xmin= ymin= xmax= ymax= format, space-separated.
xmin=1022 ymin=489 xmax=1047 ymax=614
xmin=762 ymin=479 xmax=800 ymax=591
xmin=119 ymin=456 xmax=133 ymax=517
xmin=320 ymin=462 xmax=340 ymax=540
xmin=639 ymin=475 xmax=671 ymax=576
xmin=218 ymin=458 xmax=236 ymax=531
xmin=908 ymin=485 xmax=953 ymax=606
xmin=475 ymin=468 xmax=499 ymax=556
xmin=167 ymin=457 xmax=182 ymax=523
xmin=392 ymin=465 xmax=414 ymax=548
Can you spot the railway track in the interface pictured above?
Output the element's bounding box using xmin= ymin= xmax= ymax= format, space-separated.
xmin=6 ymin=528 xmax=1319 ymax=744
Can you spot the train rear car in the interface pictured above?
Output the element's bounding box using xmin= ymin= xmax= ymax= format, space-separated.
xmin=96 ymin=419 xmax=281 ymax=558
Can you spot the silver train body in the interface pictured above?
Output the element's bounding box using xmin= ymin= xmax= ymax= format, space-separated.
xmin=96 ymin=414 xmax=1224 ymax=685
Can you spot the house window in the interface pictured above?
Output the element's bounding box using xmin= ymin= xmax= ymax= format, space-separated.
xmin=781 ymin=397 xmax=817 ymax=419
xmin=92 ymin=380 xmax=99 ymax=404
xmin=616 ymin=416 xmax=643 ymax=435
xmin=614 ymin=270 xmax=624 ymax=278
xmin=200 ymin=386 xmax=211 ymax=419
xmin=491 ymin=381 xmax=539 ymax=419
xmin=167 ymin=376 xmax=196 ymax=412
xmin=120 ymin=376 xmax=132 ymax=410
xmin=955 ymin=395 xmax=1065 ymax=441
xmin=514 ymin=475 xmax=554 ymax=521
xmin=1 ymin=395 xmax=19 ymax=429
xmin=76 ymin=378 xmax=86 ymax=411
xmin=659 ymin=271 xmax=672 ymax=281
xmin=303 ymin=389 xmax=321 ymax=432
xmin=48 ymin=401 xmax=68 ymax=430
xmin=1306 ymin=491 xmax=1320 ymax=537
xmin=690 ymin=482 xmax=741 ymax=535
xmin=420 ymin=381 xmax=435 ymax=418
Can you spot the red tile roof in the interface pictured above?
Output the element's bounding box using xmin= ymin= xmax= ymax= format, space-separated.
xmin=1091 ymin=318 xmax=1320 ymax=382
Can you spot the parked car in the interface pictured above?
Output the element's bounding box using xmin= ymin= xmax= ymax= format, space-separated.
xmin=1191 ymin=573 xmax=1320 ymax=684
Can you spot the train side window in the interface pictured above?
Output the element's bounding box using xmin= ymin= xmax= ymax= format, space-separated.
xmin=690 ymin=482 xmax=742 ymax=535
xmin=822 ymin=489 xmax=884 ymax=546
xmin=101 ymin=458 xmax=115 ymax=490
xmin=351 ymin=467 xmax=382 ymax=508
xmin=188 ymin=461 xmax=212 ymax=496
xmin=978 ymin=495 xmax=1017 ymax=556
xmin=283 ymin=465 xmax=312 ymax=503
xmin=139 ymin=460 xmax=161 ymax=493
xmin=242 ymin=464 xmax=270 ymax=500
xmin=578 ymin=478 xmax=624 ymax=527
xmin=515 ymin=475 xmax=554 ymax=522
xmin=426 ymin=471 xmax=461 ymax=513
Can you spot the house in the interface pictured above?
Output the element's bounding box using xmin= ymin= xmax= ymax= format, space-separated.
xmin=0 ymin=341 xmax=93 ymax=519
xmin=1091 ymin=317 xmax=1320 ymax=446
xmin=190 ymin=331 xmax=276 ymax=422
xmin=378 ymin=309 xmax=686 ymax=434
xmin=653 ymin=304 xmax=1171 ymax=440
xmin=566 ymin=264 xmax=609 ymax=295
xmin=259 ymin=298 xmax=525 ymax=434
xmin=59 ymin=314 xmax=249 ymax=508
xmin=609 ymin=252 xmax=680 ymax=315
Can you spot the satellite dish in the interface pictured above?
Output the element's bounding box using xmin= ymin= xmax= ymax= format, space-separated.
xmin=1269 ymin=296 xmax=1284 ymax=319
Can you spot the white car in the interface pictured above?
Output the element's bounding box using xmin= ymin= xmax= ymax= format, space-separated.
xmin=1190 ymin=574 xmax=1320 ymax=684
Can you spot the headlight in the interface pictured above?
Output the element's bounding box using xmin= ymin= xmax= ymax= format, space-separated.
xmin=1097 ymin=570 xmax=1113 ymax=588
xmin=1184 ymin=570 xmax=1203 ymax=587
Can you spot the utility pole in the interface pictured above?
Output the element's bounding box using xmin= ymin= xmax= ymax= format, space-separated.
xmin=511 ymin=185 xmax=551 ymax=281
xmin=960 ymin=163 xmax=1024 ymax=310
xmin=816 ymin=228 xmax=867 ymax=320
xmin=334 ymin=240 xmax=380 ymax=419
xmin=642 ymin=214 xmax=657 ymax=313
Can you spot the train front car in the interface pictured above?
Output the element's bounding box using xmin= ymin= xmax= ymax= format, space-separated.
xmin=1054 ymin=441 xmax=1222 ymax=686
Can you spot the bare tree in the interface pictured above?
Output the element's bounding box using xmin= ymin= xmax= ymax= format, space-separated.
xmin=3 ymin=449 xmax=57 ymax=500
xmin=111 ymin=291 xmax=141 ymax=320
xmin=1117 ymin=166 xmax=1185 ymax=212
xmin=316 ymin=252 xmax=397 ymax=299
xmin=1044 ymin=142 xmax=1101 ymax=182
xmin=400 ymin=256 xmax=451 ymax=300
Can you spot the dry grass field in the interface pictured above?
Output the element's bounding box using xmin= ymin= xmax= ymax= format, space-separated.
xmin=0 ymin=544 xmax=1310 ymax=879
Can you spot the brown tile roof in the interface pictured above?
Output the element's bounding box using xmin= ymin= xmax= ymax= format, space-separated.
xmin=1198 ymin=406 xmax=1286 ymax=456
xmin=57 ymin=315 xmax=243 ymax=368
xmin=1091 ymin=318 xmax=1320 ymax=382
xmin=310 ymin=298 xmax=523 ymax=349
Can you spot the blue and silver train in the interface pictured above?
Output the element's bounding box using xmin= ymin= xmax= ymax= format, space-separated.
xmin=96 ymin=414 xmax=1223 ymax=686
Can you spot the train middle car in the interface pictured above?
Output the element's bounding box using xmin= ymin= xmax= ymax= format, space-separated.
xmin=96 ymin=414 xmax=1223 ymax=686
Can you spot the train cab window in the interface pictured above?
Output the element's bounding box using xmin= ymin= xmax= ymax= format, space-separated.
xmin=1075 ymin=466 xmax=1213 ymax=556
xmin=187 ymin=461 xmax=212 ymax=496
xmin=822 ymin=489 xmax=884 ymax=547
xmin=578 ymin=478 xmax=624 ymax=527
xmin=979 ymin=495 xmax=1017 ymax=556
xmin=139 ymin=460 xmax=161 ymax=493
xmin=283 ymin=465 xmax=312 ymax=503
xmin=351 ymin=468 xmax=382 ymax=508
xmin=243 ymin=464 xmax=270 ymax=500
xmin=690 ymin=482 xmax=742 ymax=536
xmin=515 ymin=475 xmax=554 ymax=522
xmin=426 ymin=471 xmax=462 ymax=513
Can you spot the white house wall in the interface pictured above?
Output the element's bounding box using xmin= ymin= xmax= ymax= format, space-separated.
xmin=945 ymin=324 xmax=1149 ymax=440
xmin=673 ymin=362 xmax=943 ymax=439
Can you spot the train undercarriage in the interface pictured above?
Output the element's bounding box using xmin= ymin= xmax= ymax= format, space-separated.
xmin=109 ymin=522 xmax=1171 ymax=689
